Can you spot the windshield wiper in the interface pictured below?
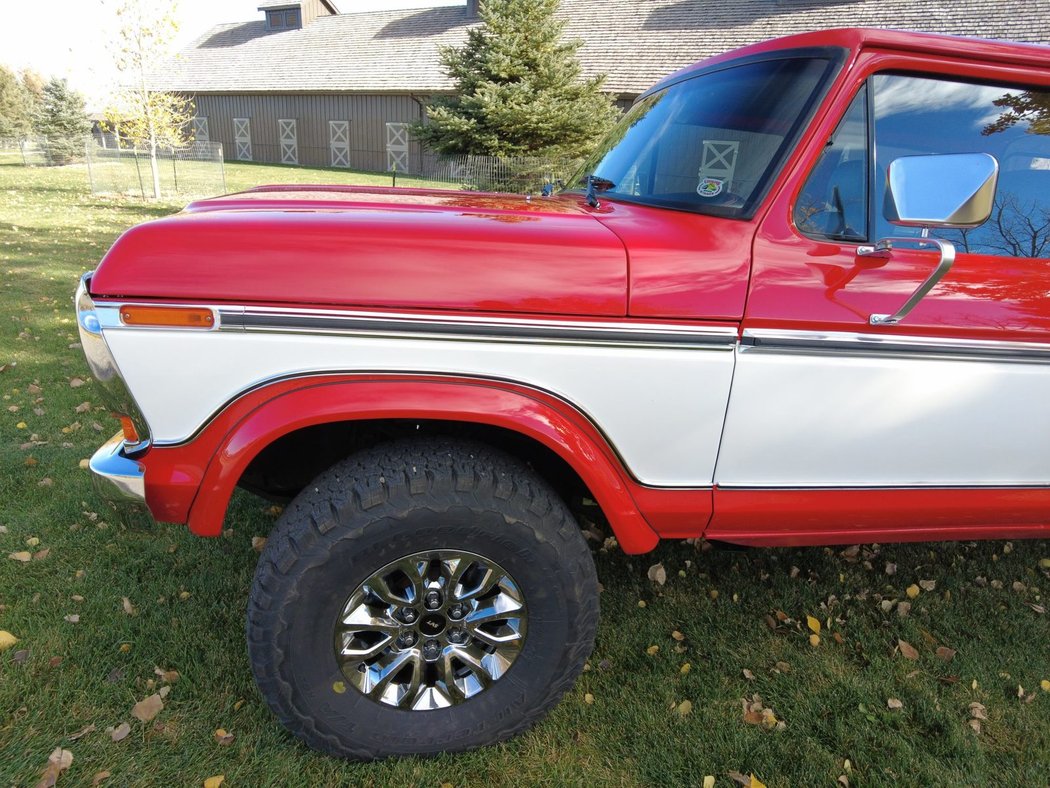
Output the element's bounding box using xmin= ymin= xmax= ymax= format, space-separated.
xmin=583 ymin=174 xmax=615 ymax=208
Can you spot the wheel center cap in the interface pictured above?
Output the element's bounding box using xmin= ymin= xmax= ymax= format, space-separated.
xmin=419 ymin=612 xmax=446 ymax=637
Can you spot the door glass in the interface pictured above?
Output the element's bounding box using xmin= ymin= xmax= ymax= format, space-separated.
xmin=873 ymin=74 xmax=1050 ymax=259
xmin=795 ymin=84 xmax=869 ymax=241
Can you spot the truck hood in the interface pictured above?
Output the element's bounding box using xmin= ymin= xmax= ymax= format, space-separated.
xmin=89 ymin=185 xmax=628 ymax=317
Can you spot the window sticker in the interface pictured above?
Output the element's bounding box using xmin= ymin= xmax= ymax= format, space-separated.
xmin=697 ymin=177 xmax=724 ymax=198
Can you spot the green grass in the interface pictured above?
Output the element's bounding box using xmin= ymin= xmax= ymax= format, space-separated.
xmin=1 ymin=159 xmax=1048 ymax=787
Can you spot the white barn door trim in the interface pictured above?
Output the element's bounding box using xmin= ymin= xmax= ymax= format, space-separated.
xmin=329 ymin=120 xmax=350 ymax=168
xmin=233 ymin=117 xmax=252 ymax=161
xmin=192 ymin=116 xmax=209 ymax=143
xmin=278 ymin=118 xmax=298 ymax=165
xmin=386 ymin=122 xmax=409 ymax=172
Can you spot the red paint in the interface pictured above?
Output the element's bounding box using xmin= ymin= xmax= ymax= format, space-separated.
xmin=90 ymin=187 xmax=628 ymax=317
xmin=139 ymin=374 xmax=659 ymax=554
xmin=708 ymin=488 xmax=1050 ymax=547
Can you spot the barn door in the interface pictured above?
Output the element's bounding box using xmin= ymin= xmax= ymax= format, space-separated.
xmin=329 ymin=120 xmax=350 ymax=168
xmin=192 ymin=117 xmax=209 ymax=143
xmin=278 ymin=119 xmax=298 ymax=165
xmin=233 ymin=118 xmax=252 ymax=161
xmin=386 ymin=122 xmax=409 ymax=172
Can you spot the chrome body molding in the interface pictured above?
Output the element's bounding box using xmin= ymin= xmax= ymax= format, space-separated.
xmin=742 ymin=328 xmax=1050 ymax=363
xmin=89 ymin=432 xmax=148 ymax=507
xmin=217 ymin=306 xmax=738 ymax=349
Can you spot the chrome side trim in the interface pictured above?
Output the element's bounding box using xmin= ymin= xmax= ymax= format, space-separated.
xmin=89 ymin=432 xmax=147 ymax=505
xmin=217 ymin=307 xmax=738 ymax=350
xmin=742 ymin=328 xmax=1050 ymax=363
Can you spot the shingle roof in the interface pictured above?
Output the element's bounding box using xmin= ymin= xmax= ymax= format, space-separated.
xmin=154 ymin=0 xmax=1050 ymax=96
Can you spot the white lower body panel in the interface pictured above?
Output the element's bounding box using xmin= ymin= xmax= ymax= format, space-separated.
xmin=104 ymin=329 xmax=736 ymax=487
xmin=716 ymin=347 xmax=1050 ymax=487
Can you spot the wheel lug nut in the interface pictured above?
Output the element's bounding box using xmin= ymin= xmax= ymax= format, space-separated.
xmin=447 ymin=603 xmax=465 ymax=620
xmin=397 ymin=631 xmax=417 ymax=648
xmin=398 ymin=606 xmax=418 ymax=623
xmin=423 ymin=590 xmax=442 ymax=610
xmin=448 ymin=627 xmax=467 ymax=644
xmin=422 ymin=639 xmax=440 ymax=660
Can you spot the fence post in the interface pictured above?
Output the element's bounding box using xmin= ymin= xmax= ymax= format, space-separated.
xmin=391 ymin=161 xmax=397 ymax=188
xmin=19 ymin=139 xmax=28 ymax=166
xmin=218 ymin=143 xmax=227 ymax=194
xmin=171 ymin=147 xmax=179 ymax=195
xmin=132 ymin=146 xmax=146 ymax=201
xmin=84 ymin=139 xmax=94 ymax=193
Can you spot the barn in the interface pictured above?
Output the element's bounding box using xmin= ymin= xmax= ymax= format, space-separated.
xmin=151 ymin=0 xmax=1049 ymax=173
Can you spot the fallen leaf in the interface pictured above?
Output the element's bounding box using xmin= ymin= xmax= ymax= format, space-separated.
xmin=74 ymin=401 xmax=91 ymax=414
xmin=968 ymin=718 xmax=982 ymax=734
xmin=919 ymin=579 xmax=936 ymax=591
xmin=33 ymin=548 xmax=50 ymax=561
xmin=680 ymin=663 xmax=691 ymax=675
xmin=12 ymin=649 xmax=29 ymax=663
xmin=78 ymin=459 xmax=89 ymax=470
xmin=131 ymin=693 xmax=163 ymax=723
xmin=251 ymin=536 xmax=267 ymax=552
xmin=0 ymin=631 xmax=18 ymax=651
xmin=1041 ymin=679 xmax=1050 ymax=692
xmin=214 ymin=728 xmax=235 ymax=746
xmin=91 ymin=771 xmax=111 ymax=787
xmin=703 ymin=778 xmax=716 ymax=788
xmin=742 ymin=668 xmax=755 ymax=680
xmin=936 ymin=646 xmax=956 ymax=662
xmin=36 ymin=747 xmax=73 ymax=788
xmin=646 ymin=645 xmax=659 ymax=656
xmin=69 ymin=377 xmax=85 ymax=388
xmin=637 ymin=600 xmax=647 ymax=608
xmin=121 ymin=597 xmax=136 ymax=616
xmin=898 ymin=639 xmax=919 ymax=661
xmin=671 ymin=630 xmax=685 ymax=642
xmin=728 ymin=772 xmax=750 ymax=787
xmin=110 ymin=722 xmax=131 ymax=742
xmin=63 ymin=614 xmax=80 ymax=624
xmin=775 ymin=661 xmax=791 ymax=673
xmin=809 ymin=634 xmax=820 ymax=648
xmin=233 ymin=699 xmax=245 ymax=710
xmin=68 ymin=723 xmax=95 ymax=741
xmin=159 ymin=685 xmax=171 ymax=699
xmin=906 ymin=584 xmax=921 ymax=599
xmin=48 ymin=656 xmax=62 ymax=668
xmin=676 ymin=699 xmax=692 ymax=716
xmin=969 ymin=702 xmax=987 ymax=720
xmin=897 ymin=601 xmax=911 ymax=618
xmin=647 ymin=562 xmax=667 ymax=586
xmin=806 ymin=615 xmax=821 ymax=634
xmin=26 ymin=536 xmax=40 ymax=547
xmin=749 ymin=775 xmax=768 ymax=788
xmin=9 ymin=551 xmax=32 ymax=563
xmin=154 ymin=667 xmax=179 ymax=683
xmin=203 ymin=777 xmax=225 ymax=788
xmin=887 ymin=697 xmax=903 ymax=710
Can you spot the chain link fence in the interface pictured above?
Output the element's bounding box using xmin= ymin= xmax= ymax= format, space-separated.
xmin=418 ymin=154 xmax=582 ymax=194
xmin=85 ymin=140 xmax=227 ymax=199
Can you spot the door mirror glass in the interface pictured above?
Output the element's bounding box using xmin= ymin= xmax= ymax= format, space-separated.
xmin=884 ymin=153 xmax=999 ymax=229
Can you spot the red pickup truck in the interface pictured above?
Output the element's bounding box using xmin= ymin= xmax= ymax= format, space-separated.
xmin=76 ymin=28 xmax=1050 ymax=758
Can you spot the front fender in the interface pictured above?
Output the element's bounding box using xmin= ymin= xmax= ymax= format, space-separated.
xmin=183 ymin=374 xmax=659 ymax=553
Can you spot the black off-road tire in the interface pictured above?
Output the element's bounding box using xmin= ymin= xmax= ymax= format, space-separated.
xmin=246 ymin=438 xmax=599 ymax=759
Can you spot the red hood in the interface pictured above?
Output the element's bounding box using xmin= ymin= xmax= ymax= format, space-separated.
xmin=89 ymin=185 xmax=628 ymax=317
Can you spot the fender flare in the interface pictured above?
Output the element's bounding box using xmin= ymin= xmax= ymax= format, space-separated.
xmin=186 ymin=375 xmax=659 ymax=553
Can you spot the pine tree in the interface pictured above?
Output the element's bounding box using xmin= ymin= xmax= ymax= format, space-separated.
xmin=413 ymin=0 xmax=618 ymax=160
xmin=0 ymin=66 xmax=33 ymax=142
xmin=33 ymin=77 xmax=90 ymax=164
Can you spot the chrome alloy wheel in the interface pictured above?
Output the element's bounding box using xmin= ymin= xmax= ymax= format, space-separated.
xmin=334 ymin=550 xmax=528 ymax=711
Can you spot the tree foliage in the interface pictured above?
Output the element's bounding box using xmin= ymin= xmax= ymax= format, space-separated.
xmin=413 ymin=0 xmax=618 ymax=159
xmin=102 ymin=0 xmax=194 ymax=198
xmin=0 ymin=66 xmax=34 ymax=141
xmin=33 ymin=78 xmax=90 ymax=164
xmin=982 ymin=89 xmax=1050 ymax=137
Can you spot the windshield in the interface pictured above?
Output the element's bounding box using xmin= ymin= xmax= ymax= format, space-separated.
xmin=572 ymin=56 xmax=835 ymax=218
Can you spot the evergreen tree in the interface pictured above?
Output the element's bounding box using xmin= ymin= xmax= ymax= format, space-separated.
xmin=0 ymin=66 xmax=33 ymax=142
xmin=33 ymin=77 xmax=90 ymax=164
xmin=413 ymin=0 xmax=618 ymax=160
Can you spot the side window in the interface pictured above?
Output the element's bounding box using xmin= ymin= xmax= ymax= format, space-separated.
xmin=872 ymin=74 xmax=1050 ymax=259
xmin=795 ymin=84 xmax=869 ymax=241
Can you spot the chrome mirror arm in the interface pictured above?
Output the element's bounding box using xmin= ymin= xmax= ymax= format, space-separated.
xmin=857 ymin=233 xmax=956 ymax=326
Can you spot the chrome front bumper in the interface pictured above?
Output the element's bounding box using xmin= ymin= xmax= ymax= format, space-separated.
xmin=90 ymin=433 xmax=148 ymax=515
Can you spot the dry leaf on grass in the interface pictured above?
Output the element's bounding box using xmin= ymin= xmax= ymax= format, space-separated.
xmin=936 ymin=646 xmax=956 ymax=662
xmin=110 ymin=722 xmax=130 ymax=742
xmin=887 ymin=698 xmax=903 ymax=710
xmin=154 ymin=667 xmax=179 ymax=683
xmin=703 ymin=778 xmax=716 ymax=788
xmin=35 ymin=747 xmax=73 ymax=788
xmin=251 ymin=536 xmax=267 ymax=552
xmin=203 ymin=777 xmax=225 ymax=788
xmin=121 ymin=598 xmax=136 ymax=616
xmin=647 ymin=562 xmax=667 ymax=586
xmin=69 ymin=377 xmax=85 ymax=388
xmin=919 ymin=579 xmax=937 ymax=591
xmin=0 ymin=631 xmax=19 ymax=651
xmin=9 ymin=551 xmax=32 ymax=563
xmin=131 ymin=694 xmax=163 ymax=723
xmin=742 ymin=668 xmax=755 ymax=680
xmin=969 ymin=702 xmax=988 ymax=720
xmin=214 ymin=728 xmax=235 ymax=746
xmin=91 ymin=771 xmax=111 ymax=787
xmin=906 ymin=584 xmax=921 ymax=599
xmin=806 ymin=615 xmax=821 ymax=634
xmin=675 ymin=699 xmax=692 ymax=716
xmin=63 ymin=615 xmax=80 ymax=624
xmin=68 ymin=724 xmax=95 ymax=741
xmin=897 ymin=639 xmax=919 ymax=661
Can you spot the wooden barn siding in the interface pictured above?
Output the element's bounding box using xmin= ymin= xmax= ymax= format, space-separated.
xmin=193 ymin=93 xmax=426 ymax=172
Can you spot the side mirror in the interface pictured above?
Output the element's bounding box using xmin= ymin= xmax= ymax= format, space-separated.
xmin=860 ymin=153 xmax=999 ymax=325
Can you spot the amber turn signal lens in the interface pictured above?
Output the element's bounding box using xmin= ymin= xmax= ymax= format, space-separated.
xmin=116 ymin=415 xmax=140 ymax=444
xmin=120 ymin=305 xmax=215 ymax=328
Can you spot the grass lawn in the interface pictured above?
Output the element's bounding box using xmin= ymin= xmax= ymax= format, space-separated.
xmin=1 ymin=158 xmax=1049 ymax=787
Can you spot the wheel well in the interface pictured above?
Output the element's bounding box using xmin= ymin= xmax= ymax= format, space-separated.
xmin=238 ymin=419 xmax=598 ymax=511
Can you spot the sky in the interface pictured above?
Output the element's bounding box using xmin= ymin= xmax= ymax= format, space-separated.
xmin=0 ymin=0 xmax=462 ymax=111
